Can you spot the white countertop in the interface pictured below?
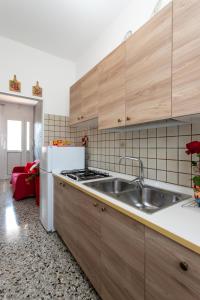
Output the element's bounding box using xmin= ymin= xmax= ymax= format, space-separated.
xmin=53 ymin=168 xmax=200 ymax=254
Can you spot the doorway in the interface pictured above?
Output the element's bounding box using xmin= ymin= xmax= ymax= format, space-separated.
xmin=0 ymin=102 xmax=34 ymax=180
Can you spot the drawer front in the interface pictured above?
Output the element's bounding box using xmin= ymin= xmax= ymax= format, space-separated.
xmin=145 ymin=228 xmax=200 ymax=300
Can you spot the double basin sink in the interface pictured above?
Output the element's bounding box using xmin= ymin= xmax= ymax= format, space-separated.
xmin=84 ymin=178 xmax=191 ymax=214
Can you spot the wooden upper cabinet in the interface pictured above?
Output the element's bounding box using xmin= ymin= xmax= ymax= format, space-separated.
xmin=125 ymin=3 xmax=172 ymax=126
xmin=98 ymin=43 xmax=126 ymax=130
xmin=69 ymin=81 xmax=82 ymax=125
xmin=81 ymin=67 xmax=98 ymax=121
xmin=172 ymin=0 xmax=200 ymax=117
xmin=101 ymin=205 xmax=145 ymax=300
xmin=145 ymin=228 xmax=200 ymax=300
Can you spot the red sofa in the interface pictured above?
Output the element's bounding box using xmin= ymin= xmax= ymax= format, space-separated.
xmin=10 ymin=161 xmax=39 ymax=201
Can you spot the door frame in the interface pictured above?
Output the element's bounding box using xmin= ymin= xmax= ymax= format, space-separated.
xmin=0 ymin=92 xmax=43 ymax=180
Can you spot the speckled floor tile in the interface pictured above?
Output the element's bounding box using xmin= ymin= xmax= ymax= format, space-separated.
xmin=0 ymin=180 xmax=100 ymax=300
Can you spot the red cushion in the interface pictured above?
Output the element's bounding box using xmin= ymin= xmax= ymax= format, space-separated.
xmin=12 ymin=173 xmax=22 ymax=185
xmin=24 ymin=162 xmax=35 ymax=173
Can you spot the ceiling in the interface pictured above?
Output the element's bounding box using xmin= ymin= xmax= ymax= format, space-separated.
xmin=0 ymin=0 xmax=132 ymax=61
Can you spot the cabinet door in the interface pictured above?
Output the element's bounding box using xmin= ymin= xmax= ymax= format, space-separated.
xmin=145 ymin=228 xmax=200 ymax=300
xmin=54 ymin=178 xmax=78 ymax=253
xmin=125 ymin=3 xmax=172 ymax=125
xmin=69 ymin=186 xmax=101 ymax=294
xmin=172 ymin=0 xmax=200 ymax=117
xmin=98 ymin=43 xmax=126 ymax=129
xmin=101 ymin=205 xmax=145 ymax=300
xmin=81 ymin=67 xmax=99 ymax=121
xmin=69 ymin=81 xmax=82 ymax=124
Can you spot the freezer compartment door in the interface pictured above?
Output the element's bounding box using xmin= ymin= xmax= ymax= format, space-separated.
xmin=52 ymin=146 xmax=85 ymax=171
xmin=40 ymin=146 xmax=85 ymax=172
xmin=40 ymin=168 xmax=54 ymax=232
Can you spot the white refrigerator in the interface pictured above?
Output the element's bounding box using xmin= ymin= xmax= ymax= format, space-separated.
xmin=40 ymin=146 xmax=85 ymax=232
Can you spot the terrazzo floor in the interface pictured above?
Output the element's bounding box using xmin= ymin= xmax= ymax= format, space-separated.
xmin=0 ymin=180 xmax=100 ymax=300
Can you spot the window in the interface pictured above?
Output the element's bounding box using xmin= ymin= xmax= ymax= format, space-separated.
xmin=7 ymin=120 xmax=22 ymax=151
xmin=26 ymin=122 xmax=30 ymax=151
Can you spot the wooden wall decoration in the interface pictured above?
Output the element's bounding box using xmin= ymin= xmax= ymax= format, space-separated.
xmin=32 ymin=81 xmax=42 ymax=97
xmin=9 ymin=75 xmax=21 ymax=92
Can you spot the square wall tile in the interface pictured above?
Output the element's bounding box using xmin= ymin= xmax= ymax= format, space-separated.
xmin=179 ymin=136 xmax=191 ymax=148
xmin=167 ymin=160 xmax=178 ymax=173
xmin=167 ymin=149 xmax=178 ymax=160
xmin=179 ymin=173 xmax=191 ymax=187
xmin=157 ymin=170 xmax=167 ymax=182
xmin=157 ymin=127 xmax=167 ymax=137
xmin=157 ymin=159 xmax=166 ymax=171
xmin=148 ymin=128 xmax=157 ymax=137
xmin=167 ymin=172 xmax=178 ymax=185
xmin=157 ymin=149 xmax=167 ymax=160
xmin=179 ymin=161 xmax=191 ymax=174
xmin=167 ymin=126 xmax=178 ymax=136
xmin=157 ymin=137 xmax=167 ymax=148
xmin=148 ymin=169 xmax=157 ymax=180
xmin=179 ymin=124 xmax=191 ymax=136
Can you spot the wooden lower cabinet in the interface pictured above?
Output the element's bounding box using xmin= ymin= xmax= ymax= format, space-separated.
xmin=54 ymin=178 xmax=200 ymax=300
xmin=54 ymin=178 xmax=101 ymax=294
xmin=54 ymin=178 xmax=145 ymax=299
xmin=101 ymin=204 xmax=145 ymax=300
xmin=54 ymin=178 xmax=78 ymax=254
xmin=72 ymin=187 xmax=102 ymax=294
xmin=145 ymin=228 xmax=200 ymax=300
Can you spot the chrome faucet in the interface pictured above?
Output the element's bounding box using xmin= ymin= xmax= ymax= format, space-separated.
xmin=119 ymin=156 xmax=144 ymax=188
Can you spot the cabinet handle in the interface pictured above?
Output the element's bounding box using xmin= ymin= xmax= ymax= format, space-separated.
xmin=179 ymin=261 xmax=188 ymax=271
xmin=101 ymin=207 xmax=106 ymax=212
xmin=59 ymin=182 xmax=62 ymax=186
xmin=81 ymin=116 xmax=84 ymax=119
xmin=126 ymin=116 xmax=131 ymax=121
xmin=93 ymin=202 xmax=98 ymax=207
xmin=117 ymin=118 xmax=122 ymax=123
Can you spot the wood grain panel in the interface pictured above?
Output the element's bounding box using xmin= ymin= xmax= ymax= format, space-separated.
xmin=81 ymin=67 xmax=99 ymax=121
xmin=172 ymin=0 xmax=200 ymax=117
xmin=101 ymin=204 xmax=145 ymax=300
xmin=145 ymin=228 xmax=200 ymax=300
xmin=75 ymin=188 xmax=101 ymax=294
xmin=54 ymin=177 xmax=101 ymax=294
xmin=54 ymin=178 xmax=78 ymax=253
xmin=125 ymin=3 xmax=172 ymax=125
xmin=98 ymin=43 xmax=126 ymax=129
xmin=69 ymin=81 xmax=82 ymax=125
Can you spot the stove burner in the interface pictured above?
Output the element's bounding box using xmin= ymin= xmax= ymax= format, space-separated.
xmin=60 ymin=169 xmax=110 ymax=181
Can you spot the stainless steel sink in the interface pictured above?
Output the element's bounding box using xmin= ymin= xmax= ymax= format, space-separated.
xmin=84 ymin=178 xmax=137 ymax=194
xmin=84 ymin=178 xmax=191 ymax=214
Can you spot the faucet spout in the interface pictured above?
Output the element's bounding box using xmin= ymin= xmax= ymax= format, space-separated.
xmin=119 ymin=156 xmax=144 ymax=186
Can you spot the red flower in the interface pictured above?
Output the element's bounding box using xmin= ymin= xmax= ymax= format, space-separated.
xmin=186 ymin=141 xmax=200 ymax=155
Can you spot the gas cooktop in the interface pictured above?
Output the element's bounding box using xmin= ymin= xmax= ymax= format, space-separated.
xmin=60 ymin=169 xmax=110 ymax=181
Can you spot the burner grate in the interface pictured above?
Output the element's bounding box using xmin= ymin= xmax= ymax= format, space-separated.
xmin=60 ymin=169 xmax=110 ymax=181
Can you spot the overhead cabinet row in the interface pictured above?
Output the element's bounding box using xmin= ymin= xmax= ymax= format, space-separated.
xmin=70 ymin=0 xmax=200 ymax=129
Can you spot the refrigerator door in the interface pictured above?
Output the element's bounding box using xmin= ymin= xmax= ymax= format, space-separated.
xmin=40 ymin=168 xmax=54 ymax=232
xmin=40 ymin=146 xmax=52 ymax=172
xmin=41 ymin=146 xmax=85 ymax=172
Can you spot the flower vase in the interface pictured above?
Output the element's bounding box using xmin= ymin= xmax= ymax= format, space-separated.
xmin=194 ymin=186 xmax=200 ymax=207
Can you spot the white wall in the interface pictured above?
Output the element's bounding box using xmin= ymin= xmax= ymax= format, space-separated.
xmin=0 ymin=36 xmax=76 ymax=116
xmin=76 ymin=0 xmax=170 ymax=79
